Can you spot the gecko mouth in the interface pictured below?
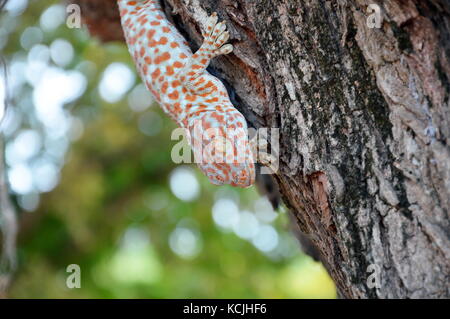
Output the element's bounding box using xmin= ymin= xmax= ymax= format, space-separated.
xmin=199 ymin=161 xmax=254 ymax=188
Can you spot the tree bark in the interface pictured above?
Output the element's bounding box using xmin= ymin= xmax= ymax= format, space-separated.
xmin=75 ymin=0 xmax=450 ymax=298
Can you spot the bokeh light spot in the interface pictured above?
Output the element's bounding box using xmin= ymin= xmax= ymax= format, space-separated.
xmin=50 ymin=39 xmax=74 ymax=67
xmin=138 ymin=111 xmax=162 ymax=136
xmin=233 ymin=210 xmax=260 ymax=240
xmin=252 ymin=225 xmax=279 ymax=253
xmin=40 ymin=4 xmax=65 ymax=32
xmin=212 ymin=198 xmax=239 ymax=230
xmin=8 ymin=163 xmax=33 ymax=194
xmin=20 ymin=27 xmax=43 ymax=50
xmin=169 ymin=166 xmax=200 ymax=202
xmin=128 ymin=84 xmax=154 ymax=112
xmin=99 ymin=63 xmax=135 ymax=103
xmin=169 ymin=226 xmax=202 ymax=259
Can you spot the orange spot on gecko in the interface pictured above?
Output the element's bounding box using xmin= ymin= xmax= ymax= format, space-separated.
xmin=159 ymin=37 xmax=168 ymax=45
xmin=168 ymin=91 xmax=179 ymax=100
xmin=170 ymin=42 xmax=179 ymax=48
xmin=147 ymin=29 xmax=156 ymax=39
xmin=154 ymin=52 xmax=171 ymax=64
xmin=173 ymin=102 xmax=182 ymax=113
xmin=151 ymin=68 xmax=161 ymax=80
xmin=161 ymin=82 xmax=169 ymax=94
xmin=173 ymin=61 xmax=183 ymax=68
xmin=204 ymin=81 xmax=214 ymax=88
xmin=150 ymin=21 xmax=161 ymax=26
xmin=205 ymin=97 xmax=219 ymax=103
xmin=166 ymin=66 xmax=175 ymax=76
xmin=195 ymin=78 xmax=205 ymax=86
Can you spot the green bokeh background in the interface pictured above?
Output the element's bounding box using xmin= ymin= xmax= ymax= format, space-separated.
xmin=0 ymin=0 xmax=335 ymax=298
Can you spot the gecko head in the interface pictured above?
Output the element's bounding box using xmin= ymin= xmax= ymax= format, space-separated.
xmin=188 ymin=113 xmax=255 ymax=188
xmin=199 ymin=159 xmax=255 ymax=188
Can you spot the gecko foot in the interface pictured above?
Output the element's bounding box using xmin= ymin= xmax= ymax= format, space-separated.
xmin=250 ymin=137 xmax=278 ymax=173
xmin=202 ymin=12 xmax=233 ymax=58
xmin=177 ymin=12 xmax=233 ymax=96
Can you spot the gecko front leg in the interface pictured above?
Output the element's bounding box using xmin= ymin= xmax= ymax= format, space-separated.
xmin=177 ymin=12 xmax=233 ymax=96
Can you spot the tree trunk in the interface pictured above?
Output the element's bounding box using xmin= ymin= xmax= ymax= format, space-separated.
xmin=75 ymin=0 xmax=450 ymax=298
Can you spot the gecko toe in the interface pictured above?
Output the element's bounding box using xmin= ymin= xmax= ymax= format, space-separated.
xmin=218 ymin=44 xmax=233 ymax=55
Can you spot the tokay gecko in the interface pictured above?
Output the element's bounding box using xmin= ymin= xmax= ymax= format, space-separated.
xmin=117 ymin=0 xmax=256 ymax=187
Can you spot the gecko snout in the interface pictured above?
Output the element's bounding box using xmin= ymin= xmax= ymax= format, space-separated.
xmin=196 ymin=135 xmax=255 ymax=188
xmin=230 ymin=163 xmax=255 ymax=188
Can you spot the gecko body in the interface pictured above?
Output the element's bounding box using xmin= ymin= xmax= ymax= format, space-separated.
xmin=117 ymin=0 xmax=255 ymax=187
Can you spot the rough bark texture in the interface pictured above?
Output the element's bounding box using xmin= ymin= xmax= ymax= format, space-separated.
xmin=75 ymin=0 xmax=450 ymax=298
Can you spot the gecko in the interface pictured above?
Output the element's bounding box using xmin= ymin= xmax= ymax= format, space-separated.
xmin=117 ymin=0 xmax=255 ymax=187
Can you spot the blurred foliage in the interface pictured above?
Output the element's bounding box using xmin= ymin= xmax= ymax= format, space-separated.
xmin=0 ymin=0 xmax=335 ymax=298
